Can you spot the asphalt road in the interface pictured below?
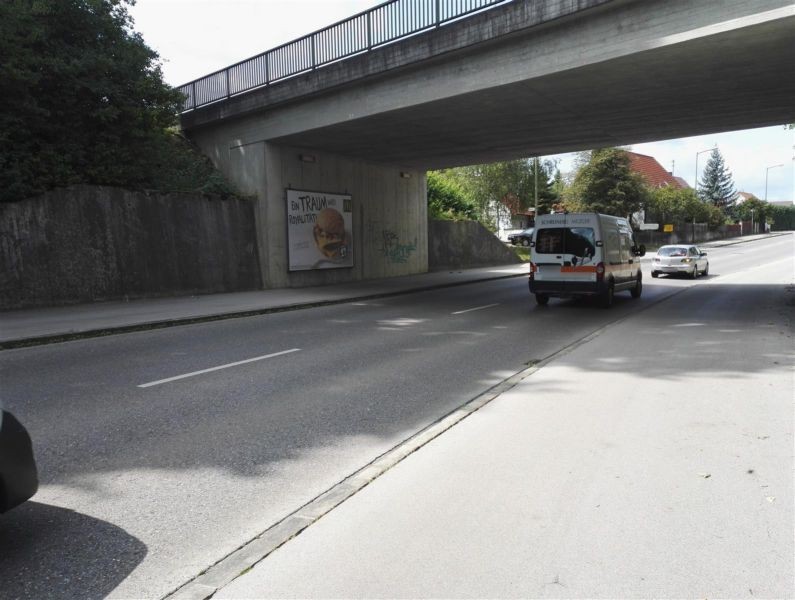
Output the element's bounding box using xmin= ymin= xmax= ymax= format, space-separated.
xmin=0 ymin=234 xmax=791 ymax=599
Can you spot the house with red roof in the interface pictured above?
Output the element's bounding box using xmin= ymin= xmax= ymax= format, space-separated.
xmin=625 ymin=151 xmax=688 ymax=189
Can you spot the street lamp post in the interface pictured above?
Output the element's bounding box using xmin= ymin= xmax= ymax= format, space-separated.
xmin=764 ymin=164 xmax=784 ymax=201
xmin=750 ymin=208 xmax=755 ymax=234
xmin=533 ymin=156 xmax=539 ymax=222
xmin=694 ymin=148 xmax=714 ymax=190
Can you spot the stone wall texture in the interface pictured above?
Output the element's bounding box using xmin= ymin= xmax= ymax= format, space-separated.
xmin=0 ymin=186 xmax=261 ymax=309
xmin=428 ymin=220 xmax=521 ymax=270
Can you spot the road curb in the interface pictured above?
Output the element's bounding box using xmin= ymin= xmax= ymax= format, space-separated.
xmin=160 ymin=284 xmax=687 ymax=600
xmin=0 ymin=271 xmax=527 ymax=350
xmin=162 ymin=354 xmax=547 ymax=600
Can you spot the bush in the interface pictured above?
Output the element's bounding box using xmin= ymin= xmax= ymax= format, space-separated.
xmin=646 ymin=186 xmax=724 ymax=229
xmin=427 ymin=171 xmax=477 ymax=220
xmin=769 ymin=204 xmax=795 ymax=230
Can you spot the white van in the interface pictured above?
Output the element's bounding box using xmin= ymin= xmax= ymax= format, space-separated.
xmin=528 ymin=212 xmax=645 ymax=307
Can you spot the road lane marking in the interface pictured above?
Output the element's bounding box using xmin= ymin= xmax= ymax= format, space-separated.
xmin=138 ymin=348 xmax=301 ymax=388
xmin=451 ymin=303 xmax=500 ymax=315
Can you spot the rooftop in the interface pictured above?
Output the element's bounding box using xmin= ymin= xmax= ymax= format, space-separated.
xmin=626 ymin=152 xmax=687 ymax=189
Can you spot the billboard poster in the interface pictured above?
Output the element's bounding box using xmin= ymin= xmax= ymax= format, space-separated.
xmin=286 ymin=189 xmax=353 ymax=271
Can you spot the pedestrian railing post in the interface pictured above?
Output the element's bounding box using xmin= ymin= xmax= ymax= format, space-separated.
xmin=311 ymin=35 xmax=316 ymax=70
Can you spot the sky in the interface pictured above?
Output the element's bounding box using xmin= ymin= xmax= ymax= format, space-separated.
xmin=129 ymin=0 xmax=795 ymax=203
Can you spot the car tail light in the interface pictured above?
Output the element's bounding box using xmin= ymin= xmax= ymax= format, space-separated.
xmin=681 ymin=258 xmax=692 ymax=263
xmin=596 ymin=262 xmax=605 ymax=282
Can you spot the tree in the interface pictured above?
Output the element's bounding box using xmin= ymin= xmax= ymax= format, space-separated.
xmin=698 ymin=148 xmax=737 ymax=211
xmin=427 ymin=171 xmax=477 ymax=220
xmin=430 ymin=158 xmax=558 ymax=227
xmin=647 ymin=186 xmax=724 ymax=229
xmin=566 ymin=148 xmax=648 ymax=223
xmin=0 ymin=0 xmax=184 ymax=202
xmin=530 ymin=158 xmax=559 ymax=217
xmin=734 ymin=197 xmax=770 ymax=228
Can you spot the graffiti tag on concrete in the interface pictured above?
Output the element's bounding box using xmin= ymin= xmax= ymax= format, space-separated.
xmin=380 ymin=229 xmax=416 ymax=264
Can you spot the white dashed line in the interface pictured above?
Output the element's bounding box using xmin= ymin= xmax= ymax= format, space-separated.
xmin=451 ymin=303 xmax=500 ymax=315
xmin=138 ymin=348 xmax=301 ymax=388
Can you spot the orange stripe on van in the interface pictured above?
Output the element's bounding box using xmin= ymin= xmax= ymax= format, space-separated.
xmin=560 ymin=266 xmax=597 ymax=273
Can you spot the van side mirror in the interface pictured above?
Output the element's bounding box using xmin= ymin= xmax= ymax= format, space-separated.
xmin=632 ymin=244 xmax=646 ymax=257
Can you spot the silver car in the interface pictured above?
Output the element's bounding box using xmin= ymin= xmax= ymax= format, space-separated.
xmin=651 ymin=244 xmax=709 ymax=278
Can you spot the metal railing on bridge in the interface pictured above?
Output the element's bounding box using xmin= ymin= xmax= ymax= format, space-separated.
xmin=177 ymin=0 xmax=513 ymax=112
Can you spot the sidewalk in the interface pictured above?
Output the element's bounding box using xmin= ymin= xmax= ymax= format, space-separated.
xmin=0 ymin=264 xmax=528 ymax=348
xmin=204 ymin=248 xmax=793 ymax=599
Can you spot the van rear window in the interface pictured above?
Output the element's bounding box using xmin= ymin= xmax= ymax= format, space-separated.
xmin=536 ymin=227 xmax=595 ymax=258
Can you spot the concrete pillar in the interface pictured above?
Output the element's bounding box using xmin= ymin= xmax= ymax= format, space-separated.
xmin=194 ymin=132 xmax=428 ymax=289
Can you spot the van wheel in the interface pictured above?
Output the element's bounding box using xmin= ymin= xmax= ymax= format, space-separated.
xmin=535 ymin=293 xmax=549 ymax=306
xmin=630 ymin=274 xmax=642 ymax=298
xmin=601 ymin=282 xmax=614 ymax=308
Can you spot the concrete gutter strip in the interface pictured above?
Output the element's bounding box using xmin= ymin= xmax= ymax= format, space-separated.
xmin=163 ymin=345 xmax=554 ymax=600
xmin=161 ymin=283 xmax=690 ymax=600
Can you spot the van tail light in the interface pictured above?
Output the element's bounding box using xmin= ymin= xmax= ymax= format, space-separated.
xmin=529 ymin=262 xmax=537 ymax=281
xmin=596 ymin=262 xmax=605 ymax=282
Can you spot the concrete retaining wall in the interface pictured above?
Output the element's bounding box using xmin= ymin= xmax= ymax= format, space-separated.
xmin=0 ymin=186 xmax=261 ymax=309
xmin=428 ymin=220 xmax=521 ymax=270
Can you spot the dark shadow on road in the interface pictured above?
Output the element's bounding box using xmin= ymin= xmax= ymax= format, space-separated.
xmin=0 ymin=502 xmax=146 ymax=600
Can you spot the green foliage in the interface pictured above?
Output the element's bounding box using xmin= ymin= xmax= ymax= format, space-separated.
xmin=510 ymin=246 xmax=531 ymax=262
xmin=427 ymin=171 xmax=477 ymax=220
xmin=430 ymin=159 xmax=558 ymax=225
xmin=567 ymin=148 xmax=648 ymax=221
xmin=647 ymin=186 xmax=725 ymax=228
xmin=769 ymin=204 xmax=795 ymax=230
xmin=698 ymin=148 xmax=737 ymax=211
xmin=733 ymin=197 xmax=771 ymax=227
xmin=0 ymin=0 xmax=211 ymax=202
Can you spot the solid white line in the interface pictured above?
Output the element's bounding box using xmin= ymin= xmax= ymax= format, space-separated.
xmin=138 ymin=348 xmax=301 ymax=388
xmin=451 ymin=303 xmax=500 ymax=315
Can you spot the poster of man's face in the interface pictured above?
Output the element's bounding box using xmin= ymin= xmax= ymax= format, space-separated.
xmin=286 ymin=190 xmax=353 ymax=271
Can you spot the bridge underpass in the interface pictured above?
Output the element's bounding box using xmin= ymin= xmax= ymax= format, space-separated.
xmin=179 ymin=0 xmax=795 ymax=290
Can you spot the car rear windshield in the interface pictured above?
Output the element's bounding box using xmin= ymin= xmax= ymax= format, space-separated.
xmin=535 ymin=227 xmax=595 ymax=257
xmin=658 ymin=247 xmax=687 ymax=257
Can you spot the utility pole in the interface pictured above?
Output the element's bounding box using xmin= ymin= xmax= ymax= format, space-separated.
xmin=534 ymin=156 xmax=539 ymax=224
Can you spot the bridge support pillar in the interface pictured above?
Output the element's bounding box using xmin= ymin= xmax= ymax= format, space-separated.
xmin=205 ymin=137 xmax=428 ymax=289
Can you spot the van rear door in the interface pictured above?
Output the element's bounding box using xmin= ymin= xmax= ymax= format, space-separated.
xmin=533 ymin=224 xmax=598 ymax=285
